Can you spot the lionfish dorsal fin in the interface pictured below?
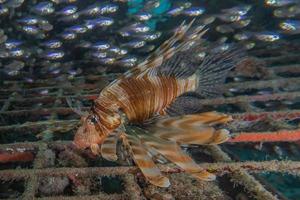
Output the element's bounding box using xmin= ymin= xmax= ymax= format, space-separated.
xmin=153 ymin=112 xmax=232 ymax=145
xmin=140 ymin=134 xmax=216 ymax=181
xmin=134 ymin=21 xmax=208 ymax=79
xmin=124 ymin=133 xmax=170 ymax=187
xmin=108 ymin=20 xmax=207 ymax=87
xmin=100 ymin=132 xmax=118 ymax=161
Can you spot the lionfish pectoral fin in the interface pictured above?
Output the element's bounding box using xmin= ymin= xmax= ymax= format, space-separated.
xmin=124 ymin=134 xmax=170 ymax=187
xmin=90 ymin=143 xmax=100 ymax=155
xmin=100 ymin=133 xmax=119 ymax=161
xmin=140 ymin=134 xmax=216 ymax=181
xmin=153 ymin=113 xmax=232 ymax=145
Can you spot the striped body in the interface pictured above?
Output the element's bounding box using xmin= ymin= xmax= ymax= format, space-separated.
xmin=95 ymin=74 xmax=198 ymax=124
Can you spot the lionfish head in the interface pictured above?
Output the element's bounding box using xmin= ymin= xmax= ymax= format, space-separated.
xmin=73 ymin=113 xmax=106 ymax=150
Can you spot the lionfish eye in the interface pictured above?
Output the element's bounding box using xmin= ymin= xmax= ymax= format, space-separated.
xmin=88 ymin=115 xmax=98 ymax=124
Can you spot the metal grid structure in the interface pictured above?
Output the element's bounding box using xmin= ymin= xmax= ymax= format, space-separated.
xmin=0 ymin=40 xmax=300 ymax=200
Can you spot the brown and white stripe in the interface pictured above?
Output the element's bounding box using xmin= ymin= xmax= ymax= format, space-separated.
xmin=102 ymin=74 xmax=197 ymax=122
xmin=152 ymin=112 xmax=232 ymax=145
xmin=140 ymin=134 xmax=216 ymax=181
xmin=101 ymin=132 xmax=119 ymax=161
xmin=123 ymin=134 xmax=170 ymax=187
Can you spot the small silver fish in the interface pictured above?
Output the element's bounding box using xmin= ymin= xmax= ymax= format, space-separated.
xmin=38 ymin=20 xmax=53 ymax=31
xmin=91 ymin=41 xmax=110 ymax=50
xmin=265 ymin=0 xmax=296 ymax=7
xmin=50 ymin=0 xmax=76 ymax=4
xmin=117 ymin=56 xmax=137 ymax=67
xmin=134 ymin=32 xmax=161 ymax=41
xmin=98 ymin=57 xmax=116 ymax=65
xmin=221 ymin=5 xmax=252 ymax=16
xmin=92 ymin=51 xmax=107 ymax=59
xmin=108 ymin=46 xmax=128 ymax=56
xmin=43 ymin=49 xmax=65 ymax=60
xmin=254 ymin=31 xmax=280 ymax=42
xmin=79 ymin=3 xmax=118 ymax=16
xmin=19 ymin=25 xmax=40 ymax=35
xmin=0 ymin=5 xmax=9 ymax=16
xmin=9 ymin=47 xmax=24 ymax=57
xmin=56 ymin=5 xmax=77 ymax=16
xmin=123 ymin=39 xmax=146 ymax=49
xmin=4 ymin=60 xmax=25 ymax=76
xmin=66 ymin=25 xmax=88 ymax=34
xmin=216 ymin=24 xmax=234 ymax=34
xmin=32 ymin=1 xmax=55 ymax=15
xmin=234 ymin=32 xmax=252 ymax=41
xmin=231 ymin=19 xmax=251 ymax=29
xmin=217 ymin=13 xmax=244 ymax=22
xmin=144 ymin=0 xmax=160 ymax=11
xmin=84 ymin=17 xmax=114 ymax=29
xmin=198 ymin=16 xmax=216 ymax=25
xmin=119 ymin=23 xmax=150 ymax=37
xmin=0 ymin=34 xmax=7 ymax=44
xmin=0 ymin=50 xmax=9 ymax=58
xmin=134 ymin=12 xmax=152 ymax=21
xmin=58 ymin=13 xmax=79 ymax=22
xmin=166 ymin=6 xmax=184 ymax=16
xmin=279 ymin=20 xmax=300 ymax=34
xmin=41 ymin=39 xmax=62 ymax=48
xmin=60 ymin=31 xmax=77 ymax=40
xmin=4 ymin=0 xmax=24 ymax=8
xmin=4 ymin=39 xmax=23 ymax=49
xmin=239 ymin=41 xmax=256 ymax=49
xmin=138 ymin=44 xmax=156 ymax=53
xmin=16 ymin=16 xmax=40 ymax=25
xmin=183 ymin=7 xmax=205 ymax=16
xmin=76 ymin=40 xmax=92 ymax=48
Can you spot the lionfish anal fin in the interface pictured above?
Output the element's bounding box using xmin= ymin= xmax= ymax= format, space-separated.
xmin=123 ymin=133 xmax=170 ymax=187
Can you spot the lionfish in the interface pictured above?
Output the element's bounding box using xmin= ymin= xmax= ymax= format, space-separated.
xmin=72 ymin=20 xmax=243 ymax=187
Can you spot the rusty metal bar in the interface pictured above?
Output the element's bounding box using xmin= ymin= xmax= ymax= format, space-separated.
xmin=0 ymin=91 xmax=298 ymax=114
xmin=205 ymin=146 xmax=278 ymax=200
xmin=225 ymin=77 xmax=300 ymax=91
xmin=198 ymin=91 xmax=300 ymax=106
xmin=232 ymin=110 xmax=300 ymax=122
xmin=37 ymin=194 xmax=127 ymax=200
xmin=229 ymin=129 xmax=300 ymax=143
xmin=0 ymin=160 xmax=299 ymax=179
xmin=0 ymin=74 xmax=298 ymax=96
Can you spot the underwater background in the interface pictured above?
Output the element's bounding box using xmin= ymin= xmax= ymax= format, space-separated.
xmin=0 ymin=0 xmax=300 ymax=199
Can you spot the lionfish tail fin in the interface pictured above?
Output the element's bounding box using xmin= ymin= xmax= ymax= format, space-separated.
xmin=140 ymin=134 xmax=216 ymax=181
xmin=123 ymin=133 xmax=170 ymax=188
xmin=195 ymin=46 xmax=246 ymax=97
xmin=153 ymin=113 xmax=232 ymax=145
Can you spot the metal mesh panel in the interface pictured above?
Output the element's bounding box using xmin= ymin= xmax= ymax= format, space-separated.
xmin=0 ymin=41 xmax=300 ymax=200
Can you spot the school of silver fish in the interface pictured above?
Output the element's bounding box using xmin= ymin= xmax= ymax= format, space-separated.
xmin=0 ymin=0 xmax=299 ymax=78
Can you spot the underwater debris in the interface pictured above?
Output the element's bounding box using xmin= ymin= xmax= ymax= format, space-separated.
xmin=233 ymin=57 xmax=271 ymax=79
